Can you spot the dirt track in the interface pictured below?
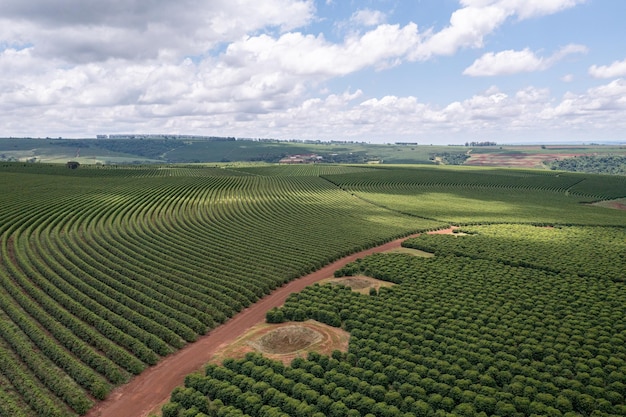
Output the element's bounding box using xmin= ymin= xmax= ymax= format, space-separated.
xmin=86 ymin=228 xmax=452 ymax=417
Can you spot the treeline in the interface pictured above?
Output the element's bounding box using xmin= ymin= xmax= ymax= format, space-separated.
xmin=546 ymin=154 xmax=626 ymax=175
xmin=51 ymin=139 xmax=186 ymax=160
xmin=429 ymin=152 xmax=470 ymax=165
xmin=320 ymin=151 xmax=376 ymax=164
xmin=464 ymin=142 xmax=497 ymax=147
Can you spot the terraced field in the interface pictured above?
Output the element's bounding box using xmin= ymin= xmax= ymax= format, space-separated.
xmin=0 ymin=162 xmax=624 ymax=416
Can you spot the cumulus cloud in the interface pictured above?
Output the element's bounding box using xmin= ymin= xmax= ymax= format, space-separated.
xmin=0 ymin=0 xmax=316 ymax=62
xmin=350 ymin=9 xmax=387 ymax=27
xmin=589 ymin=58 xmax=626 ymax=78
xmin=460 ymin=0 xmax=587 ymax=20
xmin=463 ymin=44 xmax=588 ymax=76
xmin=223 ymin=23 xmax=421 ymax=77
xmin=412 ymin=5 xmax=509 ymax=59
xmin=540 ymin=79 xmax=626 ymax=122
xmin=410 ymin=0 xmax=585 ymax=60
xmin=0 ymin=0 xmax=615 ymax=142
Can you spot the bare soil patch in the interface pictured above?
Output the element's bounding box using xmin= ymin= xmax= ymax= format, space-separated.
xmin=86 ymin=227 xmax=455 ymax=417
xmin=429 ymin=226 xmax=460 ymax=235
xmin=253 ymin=325 xmax=322 ymax=354
xmin=466 ymin=152 xmax=584 ymax=168
xmin=319 ymin=275 xmax=395 ymax=295
xmin=211 ymin=320 xmax=349 ymax=366
xmin=591 ymin=198 xmax=626 ymax=211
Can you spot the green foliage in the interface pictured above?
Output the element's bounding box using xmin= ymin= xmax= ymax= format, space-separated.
xmin=429 ymin=152 xmax=470 ymax=165
xmin=402 ymin=224 xmax=626 ymax=282
xmin=324 ymin=166 xmax=626 ymax=224
xmin=165 ymin=221 xmax=625 ymax=416
xmin=546 ymin=154 xmax=626 ymax=175
xmin=0 ymin=163 xmax=441 ymax=415
xmin=1 ymin=162 xmax=624 ymax=416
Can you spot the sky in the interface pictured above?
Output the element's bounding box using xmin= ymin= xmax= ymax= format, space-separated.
xmin=1 ymin=0 xmax=625 ymax=144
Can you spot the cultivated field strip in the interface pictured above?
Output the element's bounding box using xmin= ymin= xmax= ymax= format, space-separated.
xmin=402 ymin=224 xmax=626 ymax=282
xmin=323 ymin=166 xmax=626 ymax=200
xmin=321 ymin=167 xmax=626 ymax=225
xmin=1 ymin=164 xmax=442 ymax=416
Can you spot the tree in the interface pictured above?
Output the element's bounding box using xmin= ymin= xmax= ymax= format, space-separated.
xmin=266 ymin=308 xmax=285 ymax=323
xmin=330 ymin=400 xmax=350 ymax=417
xmin=162 ymin=402 xmax=182 ymax=417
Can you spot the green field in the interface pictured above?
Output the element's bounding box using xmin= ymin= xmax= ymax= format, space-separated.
xmin=0 ymin=137 xmax=470 ymax=165
xmin=6 ymin=137 xmax=624 ymax=169
xmin=0 ymin=162 xmax=624 ymax=416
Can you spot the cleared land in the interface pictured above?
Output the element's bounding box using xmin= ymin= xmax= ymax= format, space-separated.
xmin=216 ymin=320 xmax=349 ymax=364
xmin=319 ymin=275 xmax=397 ymax=294
xmin=465 ymin=145 xmax=626 ymax=168
xmin=592 ymin=197 xmax=626 ymax=210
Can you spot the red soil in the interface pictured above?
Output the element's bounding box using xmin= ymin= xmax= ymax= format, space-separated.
xmin=86 ymin=227 xmax=454 ymax=417
xmin=592 ymin=199 xmax=626 ymax=211
xmin=465 ymin=153 xmax=584 ymax=168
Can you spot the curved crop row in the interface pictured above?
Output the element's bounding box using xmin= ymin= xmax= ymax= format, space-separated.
xmin=0 ymin=163 xmax=441 ymax=416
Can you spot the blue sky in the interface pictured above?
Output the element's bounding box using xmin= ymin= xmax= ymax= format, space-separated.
xmin=1 ymin=0 xmax=625 ymax=144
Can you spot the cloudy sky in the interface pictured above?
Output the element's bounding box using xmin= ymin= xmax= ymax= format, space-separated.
xmin=1 ymin=0 xmax=625 ymax=144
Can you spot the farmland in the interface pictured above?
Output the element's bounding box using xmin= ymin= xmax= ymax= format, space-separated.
xmin=2 ymin=137 xmax=625 ymax=169
xmin=0 ymin=162 xmax=625 ymax=417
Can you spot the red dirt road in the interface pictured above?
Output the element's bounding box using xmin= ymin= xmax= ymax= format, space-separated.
xmin=86 ymin=228 xmax=452 ymax=417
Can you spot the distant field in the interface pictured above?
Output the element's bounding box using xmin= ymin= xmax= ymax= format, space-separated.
xmin=465 ymin=145 xmax=626 ymax=168
xmin=4 ymin=137 xmax=624 ymax=168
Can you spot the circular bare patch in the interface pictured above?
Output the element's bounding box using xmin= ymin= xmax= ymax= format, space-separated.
xmin=333 ymin=277 xmax=371 ymax=289
xmin=250 ymin=325 xmax=323 ymax=354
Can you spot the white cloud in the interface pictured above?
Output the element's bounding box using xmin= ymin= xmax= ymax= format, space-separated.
xmin=464 ymin=48 xmax=543 ymax=76
xmin=460 ymin=0 xmax=587 ymax=20
xmin=589 ymin=58 xmax=626 ymax=78
xmin=350 ymin=9 xmax=387 ymax=27
xmin=541 ymin=79 xmax=626 ymax=122
xmin=265 ymin=80 xmax=626 ymax=142
xmin=411 ymin=0 xmax=585 ymax=60
xmin=463 ymin=44 xmax=587 ymax=76
xmin=1 ymin=0 xmax=619 ymax=143
xmin=412 ymin=5 xmax=509 ymax=59
xmin=223 ymin=23 xmax=421 ymax=78
xmin=0 ymin=0 xmax=316 ymax=63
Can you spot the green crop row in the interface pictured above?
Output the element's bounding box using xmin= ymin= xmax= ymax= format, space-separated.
xmin=401 ymin=225 xmax=626 ymax=282
xmin=0 ymin=334 xmax=72 ymax=417
xmin=0 ymin=314 xmax=93 ymax=414
xmin=1 ymin=164 xmax=443 ymax=415
xmin=1 ymin=163 xmax=625 ymax=416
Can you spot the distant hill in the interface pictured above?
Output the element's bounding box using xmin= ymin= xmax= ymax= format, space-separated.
xmin=1 ymin=138 xmax=625 ymax=172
